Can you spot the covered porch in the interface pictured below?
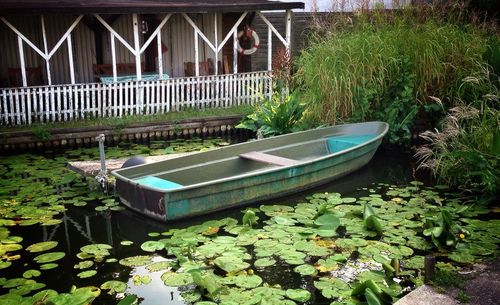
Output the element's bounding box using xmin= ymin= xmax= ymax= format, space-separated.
xmin=0 ymin=0 xmax=304 ymax=126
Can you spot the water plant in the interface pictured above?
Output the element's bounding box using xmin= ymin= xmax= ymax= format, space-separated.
xmin=236 ymin=90 xmax=306 ymax=137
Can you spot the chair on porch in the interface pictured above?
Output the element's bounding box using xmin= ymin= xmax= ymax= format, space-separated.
xmin=8 ymin=67 xmax=44 ymax=87
xmin=184 ymin=59 xmax=214 ymax=77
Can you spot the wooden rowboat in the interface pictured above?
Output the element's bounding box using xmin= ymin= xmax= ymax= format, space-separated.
xmin=111 ymin=121 xmax=388 ymax=222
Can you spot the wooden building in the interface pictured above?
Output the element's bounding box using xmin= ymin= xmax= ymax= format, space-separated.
xmin=0 ymin=0 xmax=304 ymax=126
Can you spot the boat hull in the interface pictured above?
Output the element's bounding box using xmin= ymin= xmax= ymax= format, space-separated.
xmin=112 ymin=122 xmax=388 ymax=222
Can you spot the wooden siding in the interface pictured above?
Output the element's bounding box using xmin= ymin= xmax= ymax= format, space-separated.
xmin=0 ymin=71 xmax=272 ymax=126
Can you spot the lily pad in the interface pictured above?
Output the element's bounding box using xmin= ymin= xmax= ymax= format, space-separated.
xmin=294 ymin=264 xmax=318 ymax=276
xmin=234 ymin=274 xmax=263 ymax=288
xmin=286 ymin=289 xmax=311 ymax=302
xmin=161 ymin=271 xmax=194 ymax=287
xmin=101 ymin=280 xmax=127 ymax=295
xmin=119 ymin=255 xmax=153 ymax=267
xmin=77 ymin=270 xmax=97 ymax=278
xmin=140 ymin=240 xmax=165 ymax=252
xmin=26 ymin=241 xmax=58 ymax=253
xmin=22 ymin=269 xmax=41 ymax=279
xmin=254 ymin=257 xmax=276 ymax=268
xmin=34 ymin=252 xmax=66 ymax=263
xmin=214 ymin=256 xmax=250 ymax=273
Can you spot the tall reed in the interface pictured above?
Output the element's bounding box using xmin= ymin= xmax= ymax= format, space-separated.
xmin=295 ymin=8 xmax=490 ymax=128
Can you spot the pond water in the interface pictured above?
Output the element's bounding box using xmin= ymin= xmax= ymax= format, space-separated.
xmin=0 ymin=139 xmax=498 ymax=305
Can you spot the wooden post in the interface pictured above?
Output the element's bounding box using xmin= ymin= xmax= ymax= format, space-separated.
xmin=194 ymin=30 xmax=199 ymax=77
xmin=424 ymin=255 xmax=436 ymax=283
xmin=233 ymin=30 xmax=238 ymax=74
xmin=285 ymin=10 xmax=292 ymax=55
xmin=67 ymin=34 xmax=75 ymax=84
xmin=267 ymin=23 xmax=272 ymax=72
xmin=110 ymin=32 xmax=117 ymax=82
xmin=132 ymin=14 xmax=142 ymax=81
xmin=214 ymin=13 xmax=218 ymax=75
xmin=17 ymin=36 xmax=27 ymax=87
xmin=157 ymin=31 xmax=163 ymax=78
xmin=41 ymin=15 xmax=52 ymax=85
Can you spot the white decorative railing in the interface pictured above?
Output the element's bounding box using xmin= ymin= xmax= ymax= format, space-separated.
xmin=0 ymin=71 xmax=272 ymax=126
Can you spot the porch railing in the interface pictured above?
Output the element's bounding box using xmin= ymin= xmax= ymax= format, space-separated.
xmin=0 ymin=71 xmax=272 ymax=126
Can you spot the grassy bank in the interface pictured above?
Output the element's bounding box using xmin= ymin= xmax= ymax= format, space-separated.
xmin=0 ymin=105 xmax=254 ymax=133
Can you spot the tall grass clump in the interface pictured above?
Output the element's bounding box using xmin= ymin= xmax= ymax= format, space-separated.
xmin=295 ymin=7 xmax=493 ymax=145
xmin=415 ymin=69 xmax=499 ymax=194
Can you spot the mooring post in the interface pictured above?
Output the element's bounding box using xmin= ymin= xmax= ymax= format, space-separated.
xmin=95 ymin=134 xmax=108 ymax=191
xmin=424 ymin=255 xmax=436 ymax=283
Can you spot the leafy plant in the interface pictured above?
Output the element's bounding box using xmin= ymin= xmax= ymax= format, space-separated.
xmin=423 ymin=210 xmax=469 ymax=249
xmin=363 ymin=203 xmax=383 ymax=234
xmin=236 ymin=90 xmax=306 ymax=137
xmin=351 ymin=280 xmax=393 ymax=305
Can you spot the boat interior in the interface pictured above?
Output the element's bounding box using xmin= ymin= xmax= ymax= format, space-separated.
xmin=130 ymin=134 xmax=377 ymax=190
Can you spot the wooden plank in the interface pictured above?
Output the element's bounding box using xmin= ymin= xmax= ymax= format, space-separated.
xmin=124 ymin=82 xmax=130 ymax=115
xmin=69 ymin=85 xmax=74 ymax=120
xmin=145 ymin=81 xmax=150 ymax=115
xmin=63 ymin=86 xmax=68 ymax=121
xmin=239 ymin=151 xmax=300 ymax=166
xmin=27 ymin=88 xmax=32 ymax=124
xmin=118 ymin=82 xmax=124 ymax=117
xmin=67 ymin=34 xmax=76 ymax=84
xmin=267 ymin=25 xmax=272 ymax=71
xmin=132 ymin=14 xmax=142 ymax=81
xmin=17 ymin=36 xmax=27 ymax=87
xmin=41 ymin=16 xmax=52 ymax=86
xmin=165 ymin=79 xmax=170 ymax=113
xmin=91 ymin=83 xmax=96 ymax=118
xmin=97 ymin=83 xmax=102 ymax=118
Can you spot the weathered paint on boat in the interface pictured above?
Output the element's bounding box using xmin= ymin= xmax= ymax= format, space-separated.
xmin=112 ymin=121 xmax=388 ymax=222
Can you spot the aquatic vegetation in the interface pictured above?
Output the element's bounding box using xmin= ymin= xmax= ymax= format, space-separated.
xmin=0 ymin=140 xmax=498 ymax=304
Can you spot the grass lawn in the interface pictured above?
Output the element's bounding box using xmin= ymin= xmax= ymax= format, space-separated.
xmin=0 ymin=105 xmax=253 ymax=133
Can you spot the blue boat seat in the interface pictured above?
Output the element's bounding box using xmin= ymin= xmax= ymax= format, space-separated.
xmin=134 ymin=176 xmax=183 ymax=190
xmin=326 ymin=134 xmax=375 ymax=153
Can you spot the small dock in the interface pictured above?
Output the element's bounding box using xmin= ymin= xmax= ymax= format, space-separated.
xmin=68 ymin=152 xmax=196 ymax=177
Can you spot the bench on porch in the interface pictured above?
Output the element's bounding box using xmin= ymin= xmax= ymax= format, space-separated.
xmin=93 ymin=63 xmax=145 ymax=81
xmin=239 ymin=151 xmax=300 ymax=166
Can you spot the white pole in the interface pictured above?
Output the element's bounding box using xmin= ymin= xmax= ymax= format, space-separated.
xmin=67 ymin=34 xmax=75 ymax=84
xmin=41 ymin=15 xmax=52 ymax=85
xmin=233 ymin=30 xmax=238 ymax=74
xmin=17 ymin=36 xmax=27 ymax=87
xmin=285 ymin=10 xmax=292 ymax=55
xmin=132 ymin=14 xmax=142 ymax=81
xmin=110 ymin=32 xmax=117 ymax=82
xmin=194 ymin=31 xmax=199 ymax=77
xmin=214 ymin=13 xmax=218 ymax=75
xmin=267 ymin=24 xmax=272 ymax=72
xmin=157 ymin=31 xmax=163 ymax=78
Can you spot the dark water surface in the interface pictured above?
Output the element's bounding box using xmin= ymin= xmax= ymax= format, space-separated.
xmin=1 ymin=146 xmax=419 ymax=304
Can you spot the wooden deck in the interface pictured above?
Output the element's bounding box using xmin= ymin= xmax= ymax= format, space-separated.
xmin=68 ymin=152 xmax=196 ymax=177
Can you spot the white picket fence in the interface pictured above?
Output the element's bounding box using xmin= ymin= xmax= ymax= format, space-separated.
xmin=0 ymin=71 xmax=272 ymax=126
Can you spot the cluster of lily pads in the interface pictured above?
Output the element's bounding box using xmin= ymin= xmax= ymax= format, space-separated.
xmin=1 ymin=140 xmax=498 ymax=305
xmin=65 ymin=182 xmax=496 ymax=305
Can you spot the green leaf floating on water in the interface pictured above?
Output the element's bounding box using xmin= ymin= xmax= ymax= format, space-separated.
xmin=22 ymin=269 xmax=41 ymax=278
xmin=293 ymin=264 xmax=317 ymax=276
xmin=34 ymin=252 xmax=65 ymax=263
xmin=40 ymin=263 xmax=58 ymax=270
xmin=80 ymin=244 xmax=112 ymax=256
xmin=234 ymin=274 xmax=263 ymax=289
xmin=119 ymin=255 xmax=153 ymax=267
xmin=286 ymin=288 xmax=311 ymax=302
xmin=146 ymin=261 xmax=172 ymax=272
xmin=121 ymin=240 xmax=134 ymax=246
xmin=101 ymin=280 xmax=127 ymax=294
xmin=117 ymin=294 xmax=138 ymax=305
xmin=77 ymin=270 xmax=97 ymax=278
xmin=74 ymin=260 xmax=94 ymax=269
xmin=132 ymin=274 xmax=152 ymax=286
xmin=254 ymin=257 xmax=276 ymax=268
xmin=140 ymin=240 xmax=165 ymax=252
xmin=26 ymin=241 xmax=58 ymax=253
xmin=214 ymin=256 xmax=250 ymax=273
xmin=161 ymin=271 xmax=194 ymax=287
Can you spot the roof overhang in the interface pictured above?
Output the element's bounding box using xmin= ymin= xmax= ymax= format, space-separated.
xmin=0 ymin=0 xmax=305 ymax=15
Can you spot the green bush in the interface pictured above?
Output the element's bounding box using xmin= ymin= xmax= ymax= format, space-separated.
xmin=294 ymin=7 xmax=492 ymax=145
xmin=236 ymin=90 xmax=306 ymax=137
